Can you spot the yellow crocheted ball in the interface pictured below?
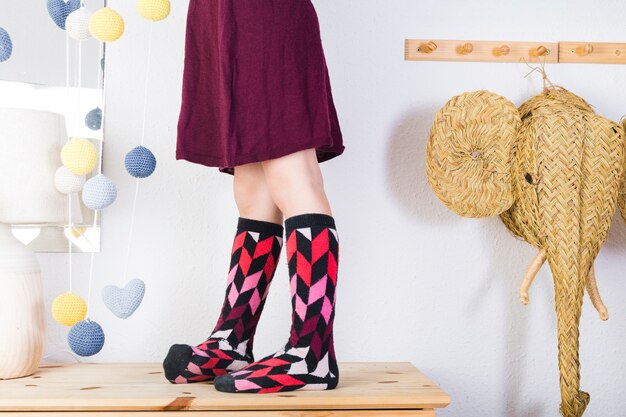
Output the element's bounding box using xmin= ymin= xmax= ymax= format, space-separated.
xmin=52 ymin=293 xmax=87 ymax=327
xmin=137 ymin=0 xmax=170 ymax=21
xmin=61 ymin=138 xmax=98 ymax=176
xmin=89 ymin=7 xmax=125 ymax=42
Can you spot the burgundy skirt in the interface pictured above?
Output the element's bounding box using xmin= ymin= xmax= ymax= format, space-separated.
xmin=176 ymin=0 xmax=344 ymax=174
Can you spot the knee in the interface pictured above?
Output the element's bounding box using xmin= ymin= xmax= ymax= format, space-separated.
xmin=234 ymin=173 xmax=268 ymax=211
xmin=265 ymin=169 xmax=326 ymax=211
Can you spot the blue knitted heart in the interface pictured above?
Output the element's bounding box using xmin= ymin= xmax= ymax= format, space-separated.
xmin=102 ymin=279 xmax=145 ymax=319
xmin=47 ymin=0 xmax=81 ymax=30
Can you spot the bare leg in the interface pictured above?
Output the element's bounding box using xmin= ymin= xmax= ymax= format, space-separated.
xmin=234 ymin=162 xmax=283 ymax=224
xmin=261 ymin=149 xmax=331 ymax=218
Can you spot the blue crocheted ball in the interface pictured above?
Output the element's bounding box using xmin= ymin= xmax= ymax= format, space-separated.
xmin=125 ymin=146 xmax=157 ymax=178
xmin=82 ymin=174 xmax=117 ymax=210
xmin=47 ymin=0 xmax=81 ymax=30
xmin=85 ymin=107 xmax=102 ymax=131
xmin=68 ymin=319 xmax=105 ymax=357
xmin=0 ymin=27 xmax=12 ymax=63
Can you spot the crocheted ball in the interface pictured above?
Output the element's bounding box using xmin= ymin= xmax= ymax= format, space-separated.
xmin=51 ymin=293 xmax=87 ymax=327
xmin=66 ymin=7 xmax=92 ymax=40
xmin=68 ymin=319 xmax=105 ymax=357
xmin=47 ymin=0 xmax=81 ymax=30
xmin=125 ymin=146 xmax=156 ymax=178
xmin=61 ymin=138 xmax=98 ymax=176
xmin=102 ymin=278 xmax=146 ymax=319
xmin=0 ymin=27 xmax=12 ymax=63
xmin=85 ymin=107 xmax=102 ymax=130
xmin=89 ymin=7 xmax=125 ymax=42
xmin=137 ymin=0 xmax=171 ymax=21
xmin=82 ymin=174 xmax=117 ymax=210
xmin=54 ymin=166 xmax=86 ymax=194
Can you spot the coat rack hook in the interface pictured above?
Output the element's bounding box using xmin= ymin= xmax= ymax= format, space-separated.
xmin=456 ymin=42 xmax=474 ymax=55
xmin=529 ymin=45 xmax=549 ymax=57
xmin=575 ymin=43 xmax=594 ymax=56
xmin=418 ymin=41 xmax=438 ymax=54
xmin=492 ymin=45 xmax=510 ymax=57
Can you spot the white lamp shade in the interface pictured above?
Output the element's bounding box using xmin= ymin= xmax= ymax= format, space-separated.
xmin=0 ymin=108 xmax=67 ymax=224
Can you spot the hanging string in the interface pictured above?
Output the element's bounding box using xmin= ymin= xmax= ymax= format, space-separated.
xmin=65 ymin=31 xmax=74 ymax=294
xmin=122 ymin=22 xmax=155 ymax=283
xmin=83 ymin=38 xmax=107 ymax=316
xmin=140 ymin=23 xmax=154 ymax=146
xmin=523 ymin=56 xmax=556 ymax=90
xmin=122 ymin=179 xmax=140 ymax=282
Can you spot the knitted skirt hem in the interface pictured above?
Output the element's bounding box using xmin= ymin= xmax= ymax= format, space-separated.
xmin=176 ymin=136 xmax=345 ymax=175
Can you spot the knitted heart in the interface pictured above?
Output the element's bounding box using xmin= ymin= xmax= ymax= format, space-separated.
xmin=102 ymin=278 xmax=145 ymax=319
xmin=47 ymin=0 xmax=81 ymax=30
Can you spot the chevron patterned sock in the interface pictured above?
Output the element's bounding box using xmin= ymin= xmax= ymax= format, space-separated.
xmin=163 ymin=218 xmax=284 ymax=384
xmin=214 ymin=213 xmax=339 ymax=393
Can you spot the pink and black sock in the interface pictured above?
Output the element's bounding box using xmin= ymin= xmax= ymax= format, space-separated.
xmin=214 ymin=213 xmax=339 ymax=393
xmin=163 ymin=218 xmax=283 ymax=383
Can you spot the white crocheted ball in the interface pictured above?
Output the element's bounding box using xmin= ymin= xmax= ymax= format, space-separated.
xmin=82 ymin=174 xmax=117 ymax=210
xmin=54 ymin=166 xmax=86 ymax=194
xmin=66 ymin=7 xmax=92 ymax=40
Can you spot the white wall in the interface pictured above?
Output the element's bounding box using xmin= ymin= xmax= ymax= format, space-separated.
xmin=38 ymin=1 xmax=626 ymax=416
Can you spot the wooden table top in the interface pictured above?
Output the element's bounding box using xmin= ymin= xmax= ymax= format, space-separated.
xmin=0 ymin=362 xmax=450 ymax=412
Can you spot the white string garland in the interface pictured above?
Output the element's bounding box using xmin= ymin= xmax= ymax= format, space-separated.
xmin=122 ymin=22 xmax=155 ymax=284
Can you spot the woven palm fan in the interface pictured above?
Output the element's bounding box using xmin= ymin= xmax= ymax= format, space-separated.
xmin=427 ymin=87 xmax=626 ymax=417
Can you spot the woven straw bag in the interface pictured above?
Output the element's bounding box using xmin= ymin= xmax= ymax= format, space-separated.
xmin=427 ymin=87 xmax=626 ymax=417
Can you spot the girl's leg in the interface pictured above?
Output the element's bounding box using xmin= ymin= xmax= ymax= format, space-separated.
xmin=261 ymin=149 xmax=332 ymax=218
xmin=163 ymin=163 xmax=284 ymax=383
xmin=234 ymin=162 xmax=283 ymax=224
xmin=214 ymin=149 xmax=340 ymax=393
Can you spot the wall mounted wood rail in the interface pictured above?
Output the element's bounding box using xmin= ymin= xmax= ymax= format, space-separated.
xmin=405 ymin=39 xmax=626 ymax=64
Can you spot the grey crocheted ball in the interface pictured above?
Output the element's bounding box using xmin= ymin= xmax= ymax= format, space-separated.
xmin=85 ymin=107 xmax=102 ymax=130
xmin=82 ymin=174 xmax=117 ymax=210
xmin=68 ymin=319 xmax=105 ymax=357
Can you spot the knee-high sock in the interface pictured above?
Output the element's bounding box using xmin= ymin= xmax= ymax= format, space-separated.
xmin=163 ymin=218 xmax=283 ymax=383
xmin=214 ymin=213 xmax=339 ymax=393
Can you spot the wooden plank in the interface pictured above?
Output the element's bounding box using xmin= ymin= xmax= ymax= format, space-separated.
xmin=405 ymin=39 xmax=558 ymax=63
xmin=559 ymin=42 xmax=626 ymax=64
xmin=0 ymin=362 xmax=450 ymax=412
xmin=0 ymin=411 xmax=437 ymax=417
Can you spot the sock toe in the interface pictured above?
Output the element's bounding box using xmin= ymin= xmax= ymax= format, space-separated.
xmin=163 ymin=344 xmax=193 ymax=383
xmin=214 ymin=374 xmax=236 ymax=393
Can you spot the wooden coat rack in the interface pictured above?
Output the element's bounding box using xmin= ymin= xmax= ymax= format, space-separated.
xmin=405 ymin=39 xmax=626 ymax=64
